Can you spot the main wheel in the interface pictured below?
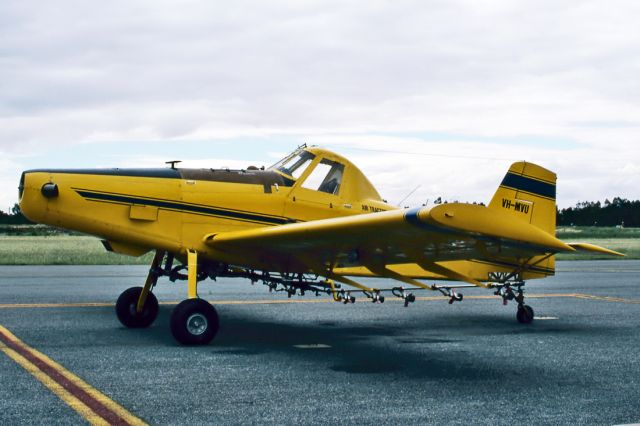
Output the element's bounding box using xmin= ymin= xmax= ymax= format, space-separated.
xmin=516 ymin=304 xmax=535 ymax=324
xmin=116 ymin=287 xmax=159 ymax=328
xmin=170 ymin=299 xmax=219 ymax=345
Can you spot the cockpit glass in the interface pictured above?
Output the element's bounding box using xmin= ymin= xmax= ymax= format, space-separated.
xmin=269 ymin=150 xmax=316 ymax=179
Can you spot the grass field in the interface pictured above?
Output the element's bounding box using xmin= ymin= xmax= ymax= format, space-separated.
xmin=556 ymin=226 xmax=640 ymax=239
xmin=0 ymin=236 xmax=154 ymax=265
xmin=555 ymin=238 xmax=639 ymax=260
xmin=0 ymin=225 xmax=637 ymax=265
xmin=0 ymin=224 xmax=79 ymax=236
xmin=555 ymin=226 xmax=640 ymax=260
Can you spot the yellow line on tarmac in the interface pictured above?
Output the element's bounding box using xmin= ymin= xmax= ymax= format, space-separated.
xmin=0 ymin=342 xmax=110 ymax=426
xmin=0 ymin=302 xmax=114 ymax=309
xmin=213 ymin=299 xmax=335 ymax=305
xmin=0 ymin=325 xmax=147 ymax=426
xmin=0 ymin=300 xmax=337 ymax=309
xmin=0 ymin=293 xmax=638 ymax=310
xmin=413 ymin=293 xmax=581 ymax=302
xmin=572 ymin=294 xmax=640 ymax=305
xmin=215 ymin=293 xmax=626 ymax=303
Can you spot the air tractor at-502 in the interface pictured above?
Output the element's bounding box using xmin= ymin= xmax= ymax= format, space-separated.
xmin=19 ymin=145 xmax=623 ymax=345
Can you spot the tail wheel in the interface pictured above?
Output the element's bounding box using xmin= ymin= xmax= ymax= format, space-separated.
xmin=516 ymin=304 xmax=535 ymax=324
xmin=116 ymin=286 xmax=159 ymax=328
xmin=170 ymin=299 xmax=219 ymax=345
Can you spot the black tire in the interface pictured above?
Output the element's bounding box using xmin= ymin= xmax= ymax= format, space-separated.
xmin=115 ymin=287 xmax=159 ymax=328
xmin=516 ymin=305 xmax=535 ymax=324
xmin=170 ymin=299 xmax=219 ymax=345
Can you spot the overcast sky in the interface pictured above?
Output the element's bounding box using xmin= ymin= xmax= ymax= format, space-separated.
xmin=1 ymin=0 xmax=639 ymax=211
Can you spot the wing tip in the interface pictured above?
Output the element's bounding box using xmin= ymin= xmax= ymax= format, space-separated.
xmin=567 ymin=242 xmax=626 ymax=257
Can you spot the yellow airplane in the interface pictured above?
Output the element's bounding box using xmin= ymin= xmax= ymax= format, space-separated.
xmin=18 ymin=145 xmax=623 ymax=345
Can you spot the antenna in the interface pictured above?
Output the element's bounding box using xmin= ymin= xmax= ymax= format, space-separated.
xmin=397 ymin=185 xmax=421 ymax=207
xmin=165 ymin=160 xmax=182 ymax=170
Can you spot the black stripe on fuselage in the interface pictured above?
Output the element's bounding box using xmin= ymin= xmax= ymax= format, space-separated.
xmin=74 ymin=189 xmax=292 ymax=226
xmin=500 ymin=173 xmax=556 ymax=200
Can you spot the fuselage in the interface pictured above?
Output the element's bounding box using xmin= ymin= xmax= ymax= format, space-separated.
xmin=19 ymin=147 xmax=394 ymax=267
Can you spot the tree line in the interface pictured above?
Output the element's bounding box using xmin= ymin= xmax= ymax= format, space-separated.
xmin=557 ymin=197 xmax=639 ymax=227
xmin=2 ymin=199 xmax=638 ymax=227
xmin=0 ymin=204 xmax=30 ymax=225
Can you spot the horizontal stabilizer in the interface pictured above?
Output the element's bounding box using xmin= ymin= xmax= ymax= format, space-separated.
xmin=567 ymin=243 xmax=625 ymax=257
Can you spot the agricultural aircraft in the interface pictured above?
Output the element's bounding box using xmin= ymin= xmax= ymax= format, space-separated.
xmin=18 ymin=145 xmax=623 ymax=345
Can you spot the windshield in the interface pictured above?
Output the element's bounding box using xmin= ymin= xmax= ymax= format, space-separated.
xmin=269 ymin=150 xmax=316 ymax=179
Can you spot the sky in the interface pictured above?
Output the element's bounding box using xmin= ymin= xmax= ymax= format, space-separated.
xmin=1 ymin=0 xmax=639 ymax=212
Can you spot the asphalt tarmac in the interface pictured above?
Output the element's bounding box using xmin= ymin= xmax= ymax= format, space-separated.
xmin=0 ymin=260 xmax=639 ymax=425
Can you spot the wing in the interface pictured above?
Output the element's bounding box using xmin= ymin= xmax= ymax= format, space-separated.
xmin=203 ymin=203 xmax=587 ymax=284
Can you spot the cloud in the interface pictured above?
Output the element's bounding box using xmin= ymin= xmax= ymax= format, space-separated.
xmin=0 ymin=0 xmax=638 ymax=211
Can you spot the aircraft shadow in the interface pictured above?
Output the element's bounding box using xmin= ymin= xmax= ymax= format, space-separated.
xmin=127 ymin=304 xmax=613 ymax=381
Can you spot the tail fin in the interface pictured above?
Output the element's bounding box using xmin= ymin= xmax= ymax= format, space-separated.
xmin=488 ymin=161 xmax=557 ymax=235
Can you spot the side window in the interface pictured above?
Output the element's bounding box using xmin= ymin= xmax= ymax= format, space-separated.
xmin=301 ymin=159 xmax=344 ymax=195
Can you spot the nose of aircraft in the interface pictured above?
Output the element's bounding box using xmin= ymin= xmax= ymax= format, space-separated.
xmin=18 ymin=170 xmax=54 ymax=224
xmin=18 ymin=171 xmax=25 ymax=200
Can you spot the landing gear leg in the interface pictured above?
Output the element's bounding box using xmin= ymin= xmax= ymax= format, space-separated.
xmin=115 ymin=250 xmax=164 ymax=328
xmin=169 ymin=250 xmax=220 ymax=345
xmin=514 ymin=286 xmax=534 ymax=324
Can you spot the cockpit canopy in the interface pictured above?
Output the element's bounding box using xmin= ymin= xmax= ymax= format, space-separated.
xmin=269 ymin=147 xmax=382 ymax=202
xmin=270 ymin=149 xmax=343 ymax=196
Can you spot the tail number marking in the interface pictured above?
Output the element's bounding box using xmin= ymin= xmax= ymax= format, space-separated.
xmin=501 ymin=198 xmax=532 ymax=214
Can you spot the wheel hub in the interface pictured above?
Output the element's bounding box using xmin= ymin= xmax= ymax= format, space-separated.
xmin=186 ymin=313 xmax=208 ymax=336
xmin=129 ymin=303 xmax=140 ymax=316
